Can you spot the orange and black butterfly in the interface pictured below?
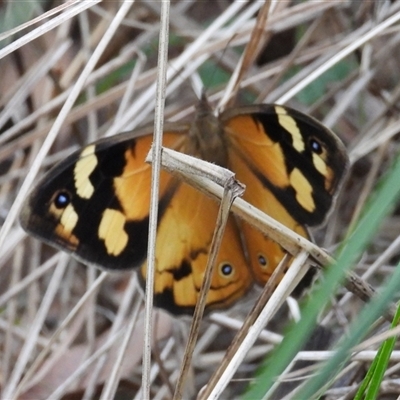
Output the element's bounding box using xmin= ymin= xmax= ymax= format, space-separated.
xmin=20 ymin=99 xmax=348 ymax=315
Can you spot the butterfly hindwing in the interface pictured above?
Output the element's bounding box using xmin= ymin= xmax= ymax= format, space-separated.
xmin=140 ymin=182 xmax=252 ymax=314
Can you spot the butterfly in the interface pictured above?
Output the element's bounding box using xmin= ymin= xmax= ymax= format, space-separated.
xmin=20 ymin=98 xmax=348 ymax=315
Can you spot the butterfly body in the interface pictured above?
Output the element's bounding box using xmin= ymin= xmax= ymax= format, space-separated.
xmin=20 ymin=100 xmax=348 ymax=315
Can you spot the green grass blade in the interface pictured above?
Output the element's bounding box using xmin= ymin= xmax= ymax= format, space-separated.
xmin=355 ymin=302 xmax=400 ymax=399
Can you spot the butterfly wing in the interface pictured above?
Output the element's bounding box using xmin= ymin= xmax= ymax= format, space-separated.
xmin=222 ymin=104 xmax=348 ymax=283
xmin=21 ymin=126 xmax=252 ymax=314
xmin=227 ymin=148 xmax=309 ymax=284
xmin=21 ymin=103 xmax=347 ymax=313
xmin=140 ymin=182 xmax=252 ymax=314
xmin=20 ymin=129 xmax=186 ymax=270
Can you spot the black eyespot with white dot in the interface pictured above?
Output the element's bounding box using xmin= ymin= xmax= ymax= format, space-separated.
xmin=220 ymin=263 xmax=233 ymax=277
xmin=308 ymin=137 xmax=323 ymax=155
xmin=53 ymin=191 xmax=71 ymax=209
xmin=258 ymin=254 xmax=268 ymax=269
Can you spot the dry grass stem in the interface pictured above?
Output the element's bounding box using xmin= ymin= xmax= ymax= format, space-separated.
xmin=2 ymin=1 xmax=400 ymax=398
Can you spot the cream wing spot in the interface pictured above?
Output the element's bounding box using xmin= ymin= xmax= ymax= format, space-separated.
xmin=312 ymin=153 xmax=337 ymax=192
xmin=98 ymin=209 xmax=128 ymax=256
xmin=60 ymin=203 xmax=79 ymax=235
xmin=275 ymin=105 xmax=305 ymax=152
xmin=289 ymin=168 xmax=315 ymax=212
xmin=54 ymin=203 xmax=79 ymax=248
xmin=312 ymin=153 xmax=327 ymax=176
xmin=74 ymin=145 xmax=98 ymax=199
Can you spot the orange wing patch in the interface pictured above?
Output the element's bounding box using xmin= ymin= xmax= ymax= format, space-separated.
xmin=228 ymin=149 xmax=308 ymax=284
xmin=140 ymin=181 xmax=252 ymax=313
xmin=114 ymin=133 xmax=184 ymax=221
xmin=224 ymin=115 xmax=290 ymax=189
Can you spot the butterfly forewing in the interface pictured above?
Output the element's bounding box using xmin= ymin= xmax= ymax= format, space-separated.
xmin=21 ymin=131 xmax=185 ymax=270
xmin=222 ymin=105 xmax=348 ymax=226
xmin=222 ymin=105 xmax=347 ymax=284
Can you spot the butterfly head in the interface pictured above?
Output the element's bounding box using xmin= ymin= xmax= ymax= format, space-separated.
xmin=186 ymin=96 xmax=228 ymax=166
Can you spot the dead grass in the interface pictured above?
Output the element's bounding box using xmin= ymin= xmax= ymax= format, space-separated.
xmin=1 ymin=1 xmax=400 ymax=399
